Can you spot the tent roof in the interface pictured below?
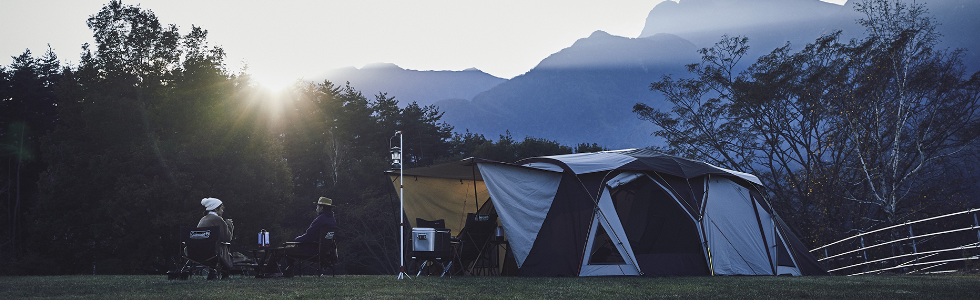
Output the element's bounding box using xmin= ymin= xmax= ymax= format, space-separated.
xmin=519 ymin=149 xmax=761 ymax=185
xmin=386 ymin=157 xmax=493 ymax=181
xmin=387 ymin=149 xmax=760 ymax=185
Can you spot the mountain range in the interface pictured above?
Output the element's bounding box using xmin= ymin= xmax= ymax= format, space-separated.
xmin=312 ymin=0 xmax=980 ymax=150
xmin=313 ymin=62 xmax=506 ymax=107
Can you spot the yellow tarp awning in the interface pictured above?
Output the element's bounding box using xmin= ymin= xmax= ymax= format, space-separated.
xmin=387 ymin=158 xmax=493 ymax=235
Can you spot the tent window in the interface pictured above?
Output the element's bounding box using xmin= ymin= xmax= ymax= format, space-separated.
xmin=587 ymin=223 xmax=625 ymax=264
xmin=775 ymin=234 xmax=795 ymax=267
xmin=656 ymin=174 xmax=702 ymax=214
xmin=612 ymin=178 xmax=702 ymax=255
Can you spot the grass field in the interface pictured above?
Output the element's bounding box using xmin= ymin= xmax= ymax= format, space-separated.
xmin=2 ymin=274 xmax=979 ymax=299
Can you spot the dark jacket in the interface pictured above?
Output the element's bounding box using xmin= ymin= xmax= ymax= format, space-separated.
xmin=294 ymin=211 xmax=339 ymax=255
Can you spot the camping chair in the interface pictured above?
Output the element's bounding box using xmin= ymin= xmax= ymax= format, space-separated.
xmin=178 ymin=226 xmax=223 ymax=279
xmin=416 ymin=218 xmax=445 ymax=229
xmin=458 ymin=213 xmax=499 ymax=276
xmin=283 ymin=229 xmax=339 ymax=276
xmin=412 ymin=218 xmax=456 ymax=277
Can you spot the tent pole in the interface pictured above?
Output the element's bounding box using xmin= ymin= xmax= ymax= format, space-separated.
xmin=703 ymin=175 xmax=715 ymax=276
xmin=472 ymin=159 xmax=479 ymax=211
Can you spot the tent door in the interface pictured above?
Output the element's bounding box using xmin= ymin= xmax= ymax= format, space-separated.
xmin=579 ymin=189 xmax=642 ymax=276
xmin=703 ymin=176 xmax=775 ymax=275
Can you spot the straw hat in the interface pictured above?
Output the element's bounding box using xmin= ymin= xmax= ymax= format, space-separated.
xmin=316 ymin=197 xmax=333 ymax=206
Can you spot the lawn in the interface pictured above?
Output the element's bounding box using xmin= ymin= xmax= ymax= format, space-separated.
xmin=2 ymin=274 xmax=979 ymax=299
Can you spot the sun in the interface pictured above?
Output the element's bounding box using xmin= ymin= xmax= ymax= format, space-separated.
xmin=247 ymin=73 xmax=301 ymax=123
xmin=252 ymin=73 xmax=297 ymax=93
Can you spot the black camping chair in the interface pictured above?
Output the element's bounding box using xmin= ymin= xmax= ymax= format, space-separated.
xmin=178 ymin=226 xmax=223 ymax=279
xmin=416 ymin=218 xmax=445 ymax=229
xmin=458 ymin=213 xmax=498 ymax=276
xmin=283 ymin=229 xmax=339 ymax=277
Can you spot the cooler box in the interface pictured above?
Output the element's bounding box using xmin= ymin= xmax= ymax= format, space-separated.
xmin=412 ymin=228 xmax=450 ymax=252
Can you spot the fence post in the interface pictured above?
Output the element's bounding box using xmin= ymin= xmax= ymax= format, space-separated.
xmin=908 ymin=224 xmax=918 ymax=273
xmin=974 ymin=211 xmax=979 ymax=244
xmin=971 ymin=211 xmax=979 ymax=272
xmin=823 ymin=248 xmax=831 ymax=275
xmin=861 ymin=236 xmax=868 ymax=273
xmin=908 ymin=225 xmax=917 ymax=254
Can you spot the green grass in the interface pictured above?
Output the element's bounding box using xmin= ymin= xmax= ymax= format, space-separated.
xmin=1 ymin=274 xmax=979 ymax=299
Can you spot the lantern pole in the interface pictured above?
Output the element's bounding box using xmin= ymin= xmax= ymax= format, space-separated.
xmin=393 ymin=131 xmax=410 ymax=280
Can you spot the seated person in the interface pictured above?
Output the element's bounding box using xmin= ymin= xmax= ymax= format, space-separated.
xmin=198 ymin=197 xmax=235 ymax=279
xmin=284 ymin=196 xmax=339 ymax=275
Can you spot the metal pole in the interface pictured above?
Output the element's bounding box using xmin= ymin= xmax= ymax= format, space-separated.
xmin=396 ymin=131 xmax=410 ymax=280
xmin=974 ymin=212 xmax=979 ymax=245
xmin=974 ymin=212 xmax=979 ymax=272
xmin=908 ymin=224 xmax=917 ymax=273
xmin=824 ymin=248 xmax=830 ymax=274
xmin=861 ymin=236 xmax=868 ymax=273
xmin=909 ymin=225 xmax=918 ymax=255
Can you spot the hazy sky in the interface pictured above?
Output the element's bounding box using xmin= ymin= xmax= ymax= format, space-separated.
xmin=1 ymin=0 xmax=847 ymax=88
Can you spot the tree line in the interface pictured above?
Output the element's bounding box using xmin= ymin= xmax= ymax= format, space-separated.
xmin=7 ymin=0 xmax=971 ymax=276
xmin=0 ymin=1 xmax=600 ymax=275
xmin=634 ymin=0 xmax=980 ymax=247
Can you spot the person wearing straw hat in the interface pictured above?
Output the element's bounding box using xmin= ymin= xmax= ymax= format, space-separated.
xmin=282 ymin=196 xmax=339 ymax=276
xmin=293 ymin=196 xmax=339 ymax=251
xmin=198 ymin=197 xmax=235 ymax=279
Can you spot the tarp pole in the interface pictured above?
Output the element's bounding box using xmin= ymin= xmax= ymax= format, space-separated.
xmin=395 ymin=131 xmax=410 ymax=280
xmin=472 ymin=159 xmax=479 ymax=211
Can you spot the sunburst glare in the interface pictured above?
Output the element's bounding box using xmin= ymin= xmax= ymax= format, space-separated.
xmin=251 ymin=72 xmax=300 ymax=93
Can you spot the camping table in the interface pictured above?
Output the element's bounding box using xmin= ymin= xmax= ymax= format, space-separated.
xmin=250 ymin=247 xmax=286 ymax=278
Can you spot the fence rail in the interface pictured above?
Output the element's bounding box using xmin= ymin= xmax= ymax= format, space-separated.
xmin=810 ymin=208 xmax=980 ymax=276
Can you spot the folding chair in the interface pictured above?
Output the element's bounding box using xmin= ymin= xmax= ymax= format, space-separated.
xmin=412 ymin=218 xmax=455 ymax=277
xmin=458 ymin=213 xmax=498 ymax=276
xmin=178 ymin=226 xmax=223 ymax=279
xmin=283 ymin=229 xmax=338 ymax=276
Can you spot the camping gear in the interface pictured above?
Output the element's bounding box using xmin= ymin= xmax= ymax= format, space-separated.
xmin=387 ymin=148 xmax=827 ymax=277
xmin=178 ymin=226 xmax=223 ymax=279
xmin=258 ymin=229 xmax=270 ymax=248
xmin=413 ymin=228 xmax=451 ymax=253
xmin=282 ymin=229 xmax=339 ymax=277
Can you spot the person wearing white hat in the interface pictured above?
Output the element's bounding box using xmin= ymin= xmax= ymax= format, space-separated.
xmin=197 ymin=197 xmax=235 ymax=279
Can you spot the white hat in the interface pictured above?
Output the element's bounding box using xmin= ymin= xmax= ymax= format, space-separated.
xmin=201 ymin=198 xmax=223 ymax=211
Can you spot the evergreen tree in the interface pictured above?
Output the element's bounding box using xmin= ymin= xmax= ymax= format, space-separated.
xmin=28 ymin=1 xmax=291 ymax=274
xmin=0 ymin=47 xmax=62 ymax=272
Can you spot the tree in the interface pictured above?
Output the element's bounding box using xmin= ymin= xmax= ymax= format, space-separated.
xmin=840 ymin=0 xmax=980 ymax=229
xmin=0 ymin=47 xmax=62 ymax=270
xmin=574 ymin=142 xmax=608 ymax=154
xmin=633 ymin=35 xmax=757 ymax=172
xmin=737 ymin=32 xmax=862 ymax=243
xmin=275 ymin=79 xmax=459 ymax=274
xmin=27 ymin=1 xmax=291 ymax=274
xmin=635 ymin=0 xmax=980 ymax=246
xmin=443 ymin=130 xmax=579 ymax=163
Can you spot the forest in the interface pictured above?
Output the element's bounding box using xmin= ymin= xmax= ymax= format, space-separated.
xmin=0 ymin=1 xmax=601 ymax=275
xmin=2 ymin=0 xmax=979 ymax=275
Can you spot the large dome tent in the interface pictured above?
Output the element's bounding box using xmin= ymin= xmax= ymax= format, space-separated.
xmin=387 ymin=149 xmax=826 ymax=276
